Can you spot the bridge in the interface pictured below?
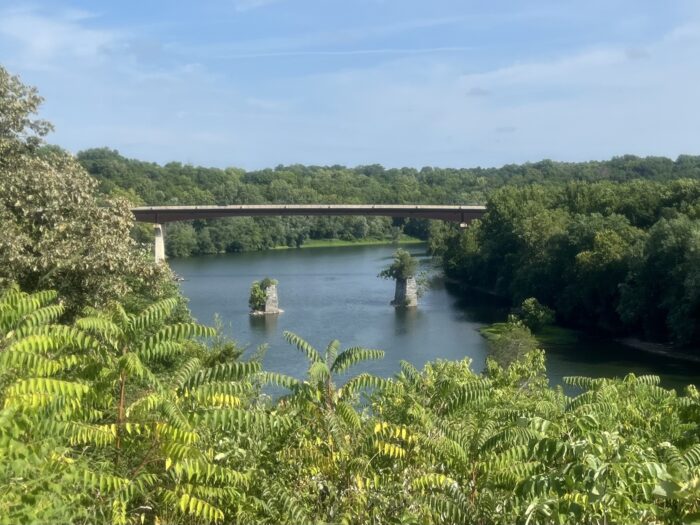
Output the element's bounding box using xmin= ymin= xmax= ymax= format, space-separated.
xmin=131 ymin=204 xmax=487 ymax=262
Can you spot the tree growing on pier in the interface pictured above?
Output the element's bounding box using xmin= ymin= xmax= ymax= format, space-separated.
xmin=249 ymin=277 xmax=278 ymax=312
xmin=379 ymin=249 xmax=420 ymax=306
xmin=379 ymin=248 xmax=417 ymax=281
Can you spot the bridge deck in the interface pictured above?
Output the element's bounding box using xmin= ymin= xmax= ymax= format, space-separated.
xmin=131 ymin=204 xmax=486 ymax=224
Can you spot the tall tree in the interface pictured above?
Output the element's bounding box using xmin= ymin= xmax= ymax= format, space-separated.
xmin=0 ymin=66 xmax=173 ymax=316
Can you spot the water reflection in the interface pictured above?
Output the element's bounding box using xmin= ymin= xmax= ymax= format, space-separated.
xmin=171 ymin=244 xmax=700 ymax=389
xmin=443 ymin=280 xmax=509 ymax=324
xmin=393 ymin=306 xmax=420 ymax=336
xmin=249 ymin=313 xmax=279 ymax=336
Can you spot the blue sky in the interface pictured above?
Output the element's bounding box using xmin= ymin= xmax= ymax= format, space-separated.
xmin=1 ymin=0 xmax=699 ymax=169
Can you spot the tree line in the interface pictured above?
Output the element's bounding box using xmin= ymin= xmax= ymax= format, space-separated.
xmin=77 ymin=147 xmax=700 ymax=257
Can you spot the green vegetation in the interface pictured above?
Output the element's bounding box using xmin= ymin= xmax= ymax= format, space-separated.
xmin=273 ymin=235 xmax=423 ymax=249
xmin=0 ymin=66 xmax=174 ymax=316
xmin=480 ymin=317 xmax=541 ymax=366
xmin=379 ymin=248 xmax=418 ymax=281
xmin=517 ymin=298 xmax=555 ymax=333
xmin=4 ymin=64 xmax=700 ymax=524
xmin=4 ymin=288 xmax=700 ymax=523
xmin=248 ymin=277 xmax=277 ymax=312
xmin=78 ymin=148 xmax=700 ymax=258
xmin=535 ymin=324 xmax=581 ymax=346
xmin=433 ymin=181 xmax=700 ymax=347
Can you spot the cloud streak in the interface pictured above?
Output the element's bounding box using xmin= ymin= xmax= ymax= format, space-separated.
xmin=0 ymin=1 xmax=699 ymax=169
xmin=171 ymin=15 xmax=474 ymax=60
xmin=0 ymin=5 xmax=121 ymax=69
xmin=208 ymin=46 xmax=475 ymax=59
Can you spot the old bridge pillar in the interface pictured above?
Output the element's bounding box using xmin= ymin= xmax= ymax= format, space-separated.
xmin=392 ymin=277 xmax=418 ymax=307
xmin=154 ymin=224 xmax=165 ymax=263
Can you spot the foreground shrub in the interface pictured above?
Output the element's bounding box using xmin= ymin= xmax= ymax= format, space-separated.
xmin=2 ymin=284 xmax=700 ymax=524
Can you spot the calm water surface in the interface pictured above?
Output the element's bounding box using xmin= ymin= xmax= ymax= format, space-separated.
xmin=170 ymin=244 xmax=700 ymax=390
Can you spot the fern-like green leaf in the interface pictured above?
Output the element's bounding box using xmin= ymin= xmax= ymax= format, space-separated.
xmin=184 ymin=361 xmax=261 ymax=389
xmin=283 ymin=331 xmax=322 ymax=363
xmin=341 ymin=373 xmax=390 ymax=395
xmin=331 ymin=347 xmax=385 ymax=374
xmin=146 ymin=323 xmax=215 ymax=347
xmin=336 ymin=400 xmax=361 ymax=429
xmin=444 ymin=380 xmax=491 ymax=412
xmin=75 ymin=316 xmax=124 ymax=340
xmin=258 ymin=371 xmax=300 ymax=390
xmin=129 ymin=297 xmax=178 ymax=333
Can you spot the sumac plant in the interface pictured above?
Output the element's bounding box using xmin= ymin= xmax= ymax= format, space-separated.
xmin=3 ymin=285 xmax=700 ymax=524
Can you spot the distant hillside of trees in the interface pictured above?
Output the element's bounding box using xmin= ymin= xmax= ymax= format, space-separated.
xmin=78 ymin=148 xmax=700 ymax=257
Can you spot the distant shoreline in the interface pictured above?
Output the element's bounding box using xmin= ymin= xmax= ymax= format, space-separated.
xmin=271 ymin=236 xmax=424 ymax=250
xmin=165 ymin=237 xmax=426 ymax=259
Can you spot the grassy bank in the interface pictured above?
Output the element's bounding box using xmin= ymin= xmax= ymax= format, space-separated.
xmin=480 ymin=322 xmax=580 ymax=347
xmin=535 ymin=325 xmax=580 ymax=346
xmin=272 ymin=236 xmax=424 ymax=250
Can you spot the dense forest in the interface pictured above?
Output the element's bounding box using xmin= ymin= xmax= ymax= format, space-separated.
xmin=4 ymin=65 xmax=700 ymax=524
xmin=78 ymin=147 xmax=700 ymax=257
xmin=431 ymin=180 xmax=700 ymax=346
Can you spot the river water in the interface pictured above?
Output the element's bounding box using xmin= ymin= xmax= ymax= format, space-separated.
xmin=170 ymin=244 xmax=700 ymax=390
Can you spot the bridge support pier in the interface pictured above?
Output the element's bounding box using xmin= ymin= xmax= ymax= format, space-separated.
xmin=154 ymin=224 xmax=165 ymax=263
xmin=392 ymin=277 xmax=418 ymax=307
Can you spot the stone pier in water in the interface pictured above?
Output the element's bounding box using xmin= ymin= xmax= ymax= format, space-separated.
xmin=392 ymin=277 xmax=418 ymax=307
xmin=251 ymin=284 xmax=283 ymax=315
xmin=264 ymin=284 xmax=282 ymax=314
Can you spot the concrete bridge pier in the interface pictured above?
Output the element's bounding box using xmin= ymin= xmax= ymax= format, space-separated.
xmin=154 ymin=224 xmax=165 ymax=263
xmin=392 ymin=277 xmax=418 ymax=307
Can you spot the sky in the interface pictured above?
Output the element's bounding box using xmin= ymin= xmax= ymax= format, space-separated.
xmin=1 ymin=0 xmax=699 ymax=169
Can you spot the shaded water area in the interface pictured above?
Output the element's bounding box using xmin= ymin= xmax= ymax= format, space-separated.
xmin=170 ymin=244 xmax=700 ymax=390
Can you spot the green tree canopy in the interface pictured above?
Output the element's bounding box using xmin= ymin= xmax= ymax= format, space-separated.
xmin=0 ymin=65 xmax=173 ymax=316
xmin=434 ymin=180 xmax=700 ymax=346
xmin=248 ymin=277 xmax=277 ymax=311
xmin=379 ymin=248 xmax=418 ymax=280
xmin=3 ymin=284 xmax=700 ymax=523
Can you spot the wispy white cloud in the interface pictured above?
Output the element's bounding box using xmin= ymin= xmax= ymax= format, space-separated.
xmin=208 ymin=46 xmax=474 ymax=59
xmin=217 ymin=17 xmax=700 ymax=168
xmin=1 ymin=1 xmax=699 ymax=169
xmin=0 ymin=5 xmax=120 ymax=69
xmin=175 ymin=15 xmax=472 ymax=59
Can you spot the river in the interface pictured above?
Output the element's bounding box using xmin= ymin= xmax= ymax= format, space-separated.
xmin=170 ymin=244 xmax=700 ymax=390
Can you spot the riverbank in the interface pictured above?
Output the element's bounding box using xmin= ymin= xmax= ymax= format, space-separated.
xmin=546 ymin=329 xmax=700 ymax=365
xmin=615 ymin=337 xmax=700 ymax=364
xmin=480 ymin=320 xmax=700 ymax=366
xmin=272 ymin=236 xmax=423 ymax=250
xmin=452 ymin=281 xmax=700 ymax=367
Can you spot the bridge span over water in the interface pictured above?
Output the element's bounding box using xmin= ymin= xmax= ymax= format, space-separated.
xmin=131 ymin=204 xmax=487 ymax=262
